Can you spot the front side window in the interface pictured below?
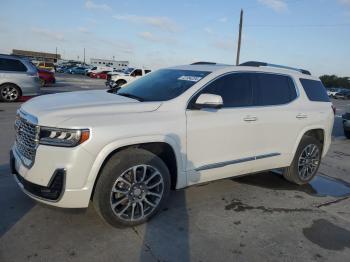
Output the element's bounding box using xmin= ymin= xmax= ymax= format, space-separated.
xmin=194 ymin=73 xmax=253 ymax=108
xmin=254 ymin=73 xmax=297 ymax=106
xmin=117 ymin=69 xmax=210 ymax=101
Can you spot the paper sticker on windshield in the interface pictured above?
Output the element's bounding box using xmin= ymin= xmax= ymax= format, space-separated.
xmin=178 ymin=76 xmax=202 ymax=82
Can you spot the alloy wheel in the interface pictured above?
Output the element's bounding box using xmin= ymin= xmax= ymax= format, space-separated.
xmin=110 ymin=165 xmax=164 ymax=222
xmin=297 ymin=144 xmax=320 ymax=180
xmin=1 ymin=86 xmax=19 ymax=101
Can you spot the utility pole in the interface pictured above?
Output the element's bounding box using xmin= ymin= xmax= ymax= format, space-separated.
xmin=83 ymin=48 xmax=86 ymax=65
xmin=55 ymin=47 xmax=58 ymax=62
xmin=236 ymin=9 xmax=243 ymax=66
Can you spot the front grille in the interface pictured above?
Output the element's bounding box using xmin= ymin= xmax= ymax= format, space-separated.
xmin=14 ymin=116 xmax=39 ymax=167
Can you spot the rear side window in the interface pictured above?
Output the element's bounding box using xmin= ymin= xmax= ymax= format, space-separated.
xmin=300 ymin=79 xmax=330 ymax=102
xmin=201 ymin=73 xmax=253 ymax=108
xmin=254 ymin=73 xmax=297 ymax=106
xmin=0 ymin=58 xmax=27 ymax=72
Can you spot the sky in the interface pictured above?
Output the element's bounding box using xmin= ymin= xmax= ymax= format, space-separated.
xmin=0 ymin=0 xmax=349 ymax=76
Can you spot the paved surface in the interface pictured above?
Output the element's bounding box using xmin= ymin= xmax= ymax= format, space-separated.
xmin=0 ymin=74 xmax=350 ymax=261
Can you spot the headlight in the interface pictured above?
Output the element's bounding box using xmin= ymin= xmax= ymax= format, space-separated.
xmin=39 ymin=127 xmax=90 ymax=147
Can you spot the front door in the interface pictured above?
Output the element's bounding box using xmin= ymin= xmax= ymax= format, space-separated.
xmin=186 ymin=72 xmax=259 ymax=185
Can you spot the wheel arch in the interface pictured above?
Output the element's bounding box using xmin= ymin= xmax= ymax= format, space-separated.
xmin=292 ymin=127 xmax=326 ymax=159
xmin=0 ymin=82 xmax=22 ymax=95
xmin=87 ymin=136 xmax=184 ymax=199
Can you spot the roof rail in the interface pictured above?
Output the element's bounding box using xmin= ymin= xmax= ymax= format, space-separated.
xmin=239 ymin=61 xmax=311 ymax=75
xmin=191 ymin=62 xmax=217 ymax=65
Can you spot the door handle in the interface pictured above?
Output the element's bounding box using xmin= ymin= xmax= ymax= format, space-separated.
xmin=296 ymin=113 xmax=308 ymax=119
xmin=243 ymin=116 xmax=258 ymax=122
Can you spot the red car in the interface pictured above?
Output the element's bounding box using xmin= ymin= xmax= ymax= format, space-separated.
xmin=90 ymin=71 xmax=110 ymax=80
xmin=38 ymin=69 xmax=55 ymax=86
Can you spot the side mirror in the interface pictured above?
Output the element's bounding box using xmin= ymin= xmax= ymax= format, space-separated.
xmin=194 ymin=93 xmax=223 ymax=109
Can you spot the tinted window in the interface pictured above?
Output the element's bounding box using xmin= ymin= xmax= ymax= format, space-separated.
xmin=300 ymin=79 xmax=330 ymax=102
xmin=0 ymin=58 xmax=27 ymax=72
xmin=117 ymin=69 xmax=210 ymax=101
xmin=132 ymin=69 xmax=142 ymax=76
xmin=199 ymin=73 xmax=253 ymax=108
xmin=254 ymin=73 xmax=297 ymax=106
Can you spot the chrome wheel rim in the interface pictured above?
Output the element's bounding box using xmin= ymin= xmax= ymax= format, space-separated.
xmin=1 ymin=86 xmax=19 ymax=101
xmin=297 ymin=144 xmax=320 ymax=180
xmin=110 ymin=165 xmax=164 ymax=222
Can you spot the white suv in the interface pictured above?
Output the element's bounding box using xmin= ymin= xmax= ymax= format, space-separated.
xmin=11 ymin=61 xmax=334 ymax=227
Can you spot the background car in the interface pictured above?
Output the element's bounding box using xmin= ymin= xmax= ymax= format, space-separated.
xmin=90 ymin=70 xmax=110 ymax=79
xmin=334 ymin=90 xmax=350 ymax=99
xmin=0 ymin=54 xmax=40 ymax=102
xmin=38 ymin=69 xmax=55 ymax=86
xmin=38 ymin=62 xmax=55 ymax=72
xmin=69 ymin=66 xmax=88 ymax=75
xmin=86 ymin=66 xmax=112 ymax=77
xmin=343 ymin=105 xmax=350 ymax=139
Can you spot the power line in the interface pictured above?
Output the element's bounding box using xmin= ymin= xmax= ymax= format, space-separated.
xmin=245 ymin=23 xmax=350 ymax=27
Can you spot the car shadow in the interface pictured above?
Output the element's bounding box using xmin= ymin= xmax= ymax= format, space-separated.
xmin=0 ymin=163 xmax=35 ymax=237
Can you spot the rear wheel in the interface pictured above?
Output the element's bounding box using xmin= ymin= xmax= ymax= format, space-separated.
xmin=0 ymin=84 xmax=21 ymax=102
xmin=39 ymin=78 xmax=46 ymax=87
xmin=283 ymin=136 xmax=322 ymax=185
xmin=93 ymin=148 xmax=171 ymax=227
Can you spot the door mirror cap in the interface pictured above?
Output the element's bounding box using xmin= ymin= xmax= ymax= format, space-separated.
xmin=194 ymin=93 xmax=223 ymax=109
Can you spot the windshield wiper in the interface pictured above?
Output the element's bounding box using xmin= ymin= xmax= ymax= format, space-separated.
xmin=118 ymin=93 xmax=144 ymax=102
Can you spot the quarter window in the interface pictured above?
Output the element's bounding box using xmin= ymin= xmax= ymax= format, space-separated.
xmin=0 ymin=58 xmax=27 ymax=72
xmin=299 ymin=78 xmax=330 ymax=102
xmin=198 ymin=73 xmax=253 ymax=108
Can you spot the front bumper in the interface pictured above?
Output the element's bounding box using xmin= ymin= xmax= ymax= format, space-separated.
xmin=10 ymin=143 xmax=95 ymax=208
xmin=11 ymin=150 xmax=65 ymax=201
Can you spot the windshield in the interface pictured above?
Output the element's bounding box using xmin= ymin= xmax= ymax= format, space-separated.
xmin=124 ymin=68 xmax=135 ymax=74
xmin=117 ymin=69 xmax=210 ymax=101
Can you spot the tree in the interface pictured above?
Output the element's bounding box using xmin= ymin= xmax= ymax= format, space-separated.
xmin=320 ymin=75 xmax=350 ymax=89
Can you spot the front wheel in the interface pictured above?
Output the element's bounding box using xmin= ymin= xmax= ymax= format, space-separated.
xmin=93 ymin=149 xmax=171 ymax=227
xmin=283 ymin=136 xmax=322 ymax=185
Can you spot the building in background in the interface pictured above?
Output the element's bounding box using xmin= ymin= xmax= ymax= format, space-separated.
xmin=12 ymin=49 xmax=61 ymax=63
xmin=90 ymin=58 xmax=129 ymax=70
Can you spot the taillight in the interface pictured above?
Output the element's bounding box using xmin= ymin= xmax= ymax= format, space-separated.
xmin=331 ymin=105 xmax=336 ymax=115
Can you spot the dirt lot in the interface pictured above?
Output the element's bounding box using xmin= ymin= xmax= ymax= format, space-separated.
xmin=0 ymin=74 xmax=349 ymax=262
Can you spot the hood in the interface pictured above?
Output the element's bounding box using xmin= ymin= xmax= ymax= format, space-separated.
xmin=21 ymin=90 xmax=161 ymax=126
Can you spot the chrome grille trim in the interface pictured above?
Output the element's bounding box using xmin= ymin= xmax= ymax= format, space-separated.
xmin=14 ymin=111 xmax=40 ymax=168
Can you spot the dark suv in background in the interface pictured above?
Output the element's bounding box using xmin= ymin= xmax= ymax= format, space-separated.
xmin=0 ymin=54 xmax=40 ymax=102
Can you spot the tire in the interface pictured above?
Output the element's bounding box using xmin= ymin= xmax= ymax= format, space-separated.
xmin=0 ymin=84 xmax=21 ymax=102
xmin=116 ymin=80 xmax=127 ymax=87
xmin=93 ymin=148 xmax=171 ymax=227
xmin=283 ymin=136 xmax=322 ymax=185
xmin=39 ymin=78 xmax=46 ymax=87
xmin=345 ymin=129 xmax=350 ymax=139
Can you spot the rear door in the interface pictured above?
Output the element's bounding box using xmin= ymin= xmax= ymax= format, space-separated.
xmin=248 ymin=73 xmax=305 ymax=172
xmin=0 ymin=57 xmax=28 ymax=84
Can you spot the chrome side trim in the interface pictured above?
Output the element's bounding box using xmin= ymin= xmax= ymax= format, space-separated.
xmin=195 ymin=153 xmax=281 ymax=171
xmin=255 ymin=153 xmax=281 ymax=160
